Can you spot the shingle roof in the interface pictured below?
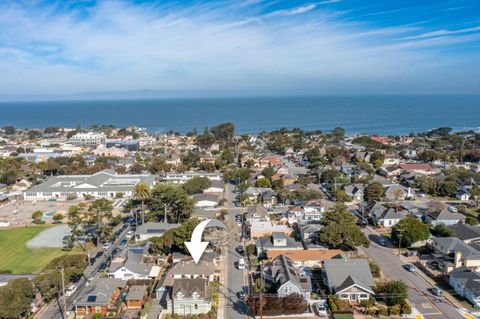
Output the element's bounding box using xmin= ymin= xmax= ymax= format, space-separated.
xmin=323 ymin=259 xmax=375 ymax=293
xmin=448 ymin=224 xmax=480 ymax=241
xmin=74 ymin=278 xmax=126 ymax=307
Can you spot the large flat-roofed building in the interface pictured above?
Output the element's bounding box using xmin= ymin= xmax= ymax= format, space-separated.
xmin=161 ymin=172 xmax=223 ymax=184
xmin=69 ymin=132 xmax=106 ymax=147
xmin=23 ymin=169 xmax=155 ymax=201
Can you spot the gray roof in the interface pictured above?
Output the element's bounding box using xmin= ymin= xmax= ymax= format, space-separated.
xmin=26 ymin=169 xmax=155 ymax=193
xmin=450 ymin=269 xmax=480 ymax=296
xmin=135 ymin=222 xmax=180 ymax=236
xmin=193 ymin=193 xmax=219 ymax=203
xmin=109 ymin=245 xmax=155 ymax=275
xmin=433 ymin=237 xmax=480 ymax=259
xmin=267 ymin=255 xmax=312 ymax=293
xmin=125 ymin=285 xmax=147 ymax=300
xmin=428 ymin=209 xmax=466 ymax=222
xmin=323 ymin=259 xmax=375 ymax=293
xmin=257 ymin=235 xmax=303 ymax=251
xmin=171 ymin=278 xmax=212 ymax=300
xmin=448 ymin=224 xmax=480 ymax=241
xmin=164 ymin=260 xmax=215 ymax=286
xmin=74 ymin=278 xmax=126 ymax=307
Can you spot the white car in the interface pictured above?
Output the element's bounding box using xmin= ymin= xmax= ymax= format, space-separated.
xmin=65 ymin=284 xmax=77 ymax=297
xmin=125 ymin=230 xmax=134 ymax=240
xmin=316 ymin=300 xmax=328 ymax=316
xmin=102 ymin=242 xmax=112 ymax=251
xmin=85 ymin=277 xmax=94 ymax=286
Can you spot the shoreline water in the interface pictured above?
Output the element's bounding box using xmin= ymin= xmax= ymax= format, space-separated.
xmin=0 ymin=95 xmax=479 ymax=135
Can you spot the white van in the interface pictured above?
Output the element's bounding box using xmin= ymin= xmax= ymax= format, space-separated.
xmin=238 ymin=258 xmax=245 ymax=270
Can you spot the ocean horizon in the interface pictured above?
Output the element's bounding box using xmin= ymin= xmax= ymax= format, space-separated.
xmin=0 ymin=94 xmax=479 ymax=135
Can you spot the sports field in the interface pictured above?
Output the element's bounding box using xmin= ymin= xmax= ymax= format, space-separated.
xmin=0 ymin=226 xmax=70 ymax=274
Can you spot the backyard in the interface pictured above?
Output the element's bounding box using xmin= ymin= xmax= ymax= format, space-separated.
xmin=0 ymin=225 xmax=73 ymax=274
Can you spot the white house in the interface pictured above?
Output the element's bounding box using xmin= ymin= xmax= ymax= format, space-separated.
xmin=193 ymin=194 xmax=219 ymax=210
xmin=449 ymin=269 xmax=480 ymax=307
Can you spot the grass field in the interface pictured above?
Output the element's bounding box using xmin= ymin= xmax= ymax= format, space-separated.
xmin=0 ymin=226 xmax=70 ymax=274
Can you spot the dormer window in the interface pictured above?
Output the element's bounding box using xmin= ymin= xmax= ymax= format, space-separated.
xmin=176 ymin=292 xmax=184 ymax=299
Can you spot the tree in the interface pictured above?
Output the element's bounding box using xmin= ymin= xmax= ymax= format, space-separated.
xmin=365 ymin=182 xmax=384 ymax=201
xmin=256 ymin=177 xmax=272 ymax=188
xmin=52 ymin=213 xmax=63 ymax=223
xmin=210 ymin=122 xmax=235 ymax=145
xmin=147 ymin=184 xmax=193 ymax=223
xmin=466 ymin=216 xmax=479 ymax=226
xmin=392 ymin=215 xmax=430 ymax=247
xmin=67 ymin=204 xmax=88 ymax=250
xmin=432 ymin=223 xmax=454 ymax=237
xmin=182 ymin=177 xmax=211 ymax=195
xmin=376 ymin=280 xmax=408 ymax=306
xmin=471 ymin=186 xmax=480 ymax=207
xmin=319 ymin=203 xmax=369 ymax=249
xmin=2 ymin=126 xmax=16 ymax=135
xmin=88 ymin=199 xmax=113 ymax=244
xmin=0 ymin=278 xmax=35 ymax=319
xmin=134 ymin=183 xmax=150 ymax=224
xmin=370 ymin=151 xmax=385 ymax=169
xmin=32 ymin=210 xmax=43 ymax=223
xmin=150 ymin=219 xmax=198 ymax=254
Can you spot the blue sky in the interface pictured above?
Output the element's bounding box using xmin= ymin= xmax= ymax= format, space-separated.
xmin=0 ymin=0 xmax=479 ymax=96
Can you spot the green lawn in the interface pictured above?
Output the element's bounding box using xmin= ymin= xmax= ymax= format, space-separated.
xmin=0 ymin=226 xmax=70 ymax=274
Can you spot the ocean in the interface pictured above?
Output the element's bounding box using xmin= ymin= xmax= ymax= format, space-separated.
xmin=0 ymin=95 xmax=479 ymax=135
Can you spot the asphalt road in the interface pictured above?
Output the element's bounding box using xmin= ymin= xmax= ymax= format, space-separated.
xmin=362 ymin=227 xmax=461 ymax=319
xmin=224 ymin=183 xmax=250 ymax=319
xmin=36 ymin=223 xmax=131 ymax=319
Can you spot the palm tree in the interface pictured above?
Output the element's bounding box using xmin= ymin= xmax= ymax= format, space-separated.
xmin=133 ymin=183 xmax=150 ymax=224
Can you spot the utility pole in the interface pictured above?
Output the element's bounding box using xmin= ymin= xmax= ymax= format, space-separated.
xmin=398 ymin=233 xmax=403 ymax=256
xmin=60 ymin=267 xmax=67 ymax=319
xmin=259 ymin=265 xmax=264 ymax=319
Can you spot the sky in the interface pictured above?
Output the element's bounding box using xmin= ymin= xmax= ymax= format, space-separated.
xmin=0 ymin=0 xmax=479 ymax=97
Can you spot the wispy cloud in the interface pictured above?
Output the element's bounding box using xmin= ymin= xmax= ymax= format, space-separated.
xmin=0 ymin=0 xmax=478 ymax=95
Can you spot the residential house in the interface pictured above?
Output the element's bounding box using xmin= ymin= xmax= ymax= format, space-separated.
xmin=372 ymin=208 xmax=408 ymax=228
xmin=263 ymin=255 xmax=312 ymax=302
xmin=203 ymin=180 xmax=225 ymax=194
xmin=167 ymin=278 xmax=213 ymax=315
xmin=256 ymin=232 xmax=303 ymax=254
xmin=323 ymin=258 xmax=375 ymax=303
xmin=425 ymin=209 xmax=466 ymax=226
xmin=73 ymin=278 xmax=126 ymax=318
xmin=302 ymin=206 xmax=323 ymax=223
xmin=384 ymin=185 xmax=414 ymax=201
xmin=297 ymin=223 xmax=325 ymax=250
xmin=109 ymin=245 xmax=161 ymax=280
xmin=193 ymin=193 xmax=219 ymax=210
xmin=69 ymin=132 xmax=106 ymax=147
xmin=245 ymin=205 xmax=269 ymax=224
xmin=344 ymin=184 xmax=365 ymax=202
xmin=449 ymin=268 xmax=480 ymax=307
xmin=250 ymin=221 xmax=292 ymax=238
xmin=447 ymin=224 xmax=480 ymax=244
xmin=135 ymin=222 xmax=181 ymax=241
xmin=399 ymin=163 xmax=434 ymax=175
xmin=431 ymin=237 xmax=480 ymax=273
xmin=266 ymin=249 xmax=343 ymax=268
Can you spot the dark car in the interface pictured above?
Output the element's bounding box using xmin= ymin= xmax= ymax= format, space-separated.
xmin=356 ymin=219 xmax=368 ymax=227
xmin=95 ymin=251 xmax=104 ymax=258
xmin=120 ymin=239 xmax=128 ymax=247
xmin=237 ymin=291 xmax=247 ymax=300
xmin=236 ymin=246 xmax=245 ymax=255
xmin=98 ymin=262 xmax=107 ymax=272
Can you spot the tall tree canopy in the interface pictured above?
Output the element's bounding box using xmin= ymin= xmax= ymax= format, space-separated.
xmin=147 ymin=184 xmax=193 ymax=223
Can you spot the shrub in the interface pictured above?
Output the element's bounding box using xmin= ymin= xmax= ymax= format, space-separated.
xmin=327 ymin=295 xmax=338 ymax=312
xmin=401 ymin=302 xmax=412 ymax=314
xmin=377 ymin=306 xmax=388 ymax=316
xmin=369 ymin=260 xmax=381 ymax=278
xmin=389 ymin=304 xmax=401 ymax=316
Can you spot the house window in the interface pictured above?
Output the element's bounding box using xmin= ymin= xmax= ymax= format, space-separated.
xmin=360 ymin=294 xmax=368 ymax=299
xmin=351 ymin=287 xmax=357 ymax=291
xmin=195 ymin=304 xmax=198 ymax=310
xmin=340 ymin=294 xmax=349 ymax=299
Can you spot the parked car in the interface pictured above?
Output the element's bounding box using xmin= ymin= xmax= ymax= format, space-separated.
xmin=236 ymin=246 xmax=245 ymax=255
xmin=430 ymin=287 xmax=443 ymax=297
xmin=125 ymin=230 xmax=134 ymax=240
xmin=85 ymin=278 xmax=94 ymax=286
xmin=316 ymin=300 xmax=328 ymax=316
xmin=404 ymin=264 xmax=416 ymax=272
xmin=98 ymin=262 xmax=107 ymax=272
xmin=65 ymin=284 xmax=77 ymax=297
xmin=237 ymin=291 xmax=247 ymax=300
xmin=102 ymin=242 xmax=112 ymax=251
xmin=120 ymin=239 xmax=128 ymax=247
xmin=95 ymin=251 xmax=104 ymax=258
xmin=378 ymin=238 xmax=387 ymax=246
xmin=237 ymin=258 xmax=245 ymax=270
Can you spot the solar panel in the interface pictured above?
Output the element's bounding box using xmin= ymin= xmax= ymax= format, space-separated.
xmin=146 ymin=229 xmax=165 ymax=234
xmin=87 ymin=295 xmax=97 ymax=302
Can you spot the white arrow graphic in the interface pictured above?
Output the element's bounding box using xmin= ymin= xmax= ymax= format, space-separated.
xmin=185 ymin=218 xmax=226 ymax=264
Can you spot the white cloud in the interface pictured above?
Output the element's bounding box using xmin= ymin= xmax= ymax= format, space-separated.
xmin=0 ymin=1 xmax=477 ymax=95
